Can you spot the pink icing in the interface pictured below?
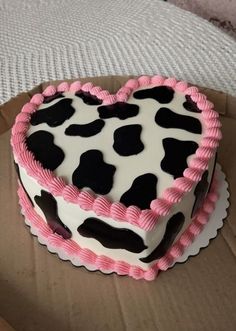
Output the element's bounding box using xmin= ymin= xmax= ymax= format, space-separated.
xmin=42 ymin=85 xmax=56 ymax=97
xmin=18 ymin=174 xmax=217 ymax=280
xmin=11 ymin=76 xmax=221 ymax=231
xmin=57 ymin=82 xmax=70 ymax=92
xmin=69 ymin=81 xmax=82 ymax=92
xmin=30 ymin=93 xmax=44 ymax=105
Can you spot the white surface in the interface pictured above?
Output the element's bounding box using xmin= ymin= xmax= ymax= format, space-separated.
xmin=172 ymin=164 xmax=229 ymax=266
xmin=0 ymin=0 xmax=236 ymax=104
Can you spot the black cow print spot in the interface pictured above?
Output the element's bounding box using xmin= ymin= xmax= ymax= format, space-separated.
xmin=191 ymin=171 xmax=209 ymax=218
xmin=35 ymin=190 xmax=71 ymax=239
xmin=14 ymin=161 xmax=34 ymax=206
xmin=72 ymin=150 xmax=116 ymax=195
xmin=26 ymin=131 xmax=65 ymax=171
xmin=120 ymin=173 xmax=157 ymax=209
xmin=140 ymin=212 xmax=185 ymax=263
xmin=207 ymin=155 xmax=217 ymax=195
xmin=155 ymin=107 xmax=202 ymax=134
xmin=77 ymin=217 xmax=147 ymax=253
xmin=43 ymin=92 xmax=65 ymax=104
xmin=98 ymin=102 xmax=139 ymax=120
xmin=183 ymin=95 xmax=201 ymax=113
xmin=30 ymin=99 xmax=75 ymax=127
xmin=133 ymin=86 xmax=174 ymax=103
xmin=65 ymin=120 xmax=105 ymax=137
xmin=113 ymin=124 xmax=144 ymax=156
xmin=75 ymin=91 xmax=102 ymax=105
xmin=161 ymin=138 xmax=198 ymax=179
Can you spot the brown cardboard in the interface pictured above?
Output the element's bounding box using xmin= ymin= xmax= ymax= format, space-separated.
xmin=0 ymin=76 xmax=236 ymax=331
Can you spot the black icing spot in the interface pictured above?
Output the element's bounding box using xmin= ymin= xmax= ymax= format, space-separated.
xmin=30 ymin=99 xmax=75 ymax=127
xmin=14 ymin=161 xmax=34 ymax=206
xmin=191 ymin=171 xmax=209 ymax=218
xmin=133 ymin=86 xmax=174 ymax=103
xmin=77 ymin=217 xmax=147 ymax=253
xmin=183 ymin=95 xmax=201 ymax=113
xmin=35 ymin=190 xmax=71 ymax=239
xmin=161 ymin=138 xmax=198 ymax=179
xmin=65 ymin=120 xmax=105 ymax=137
xmin=75 ymin=91 xmax=102 ymax=105
xmin=120 ymin=173 xmax=157 ymax=209
xmin=113 ymin=124 xmax=144 ymax=156
xmin=140 ymin=212 xmax=185 ymax=263
xmin=155 ymin=107 xmax=202 ymax=134
xmin=26 ymin=131 xmax=65 ymax=171
xmin=98 ymin=102 xmax=139 ymax=120
xmin=72 ymin=150 xmax=116 ymax=195
xmin=43 ymin=92 xmax=64 ymax=104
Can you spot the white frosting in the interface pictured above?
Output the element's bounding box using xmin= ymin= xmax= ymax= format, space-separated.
xmin=28 ymin=86 xmax=204 ymax=200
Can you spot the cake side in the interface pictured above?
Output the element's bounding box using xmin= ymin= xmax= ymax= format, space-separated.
xmin=17 ymin=172 xmax=218 ymax=280
xmin=15 ymin=153 xmax=216 ymax=269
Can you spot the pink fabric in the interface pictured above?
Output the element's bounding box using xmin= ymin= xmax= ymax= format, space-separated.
xmin=11 ymin=76 xmax=221 ymax=231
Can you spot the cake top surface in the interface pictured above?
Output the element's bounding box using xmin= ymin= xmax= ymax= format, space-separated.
xmin=11 ymin=76 xmax=221 ymax=230
xmin=27 ymin=85 xmax=203 ymax=205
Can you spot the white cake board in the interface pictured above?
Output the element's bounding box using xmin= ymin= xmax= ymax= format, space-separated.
xmin=170 ymin=163 xmax=229 ymax=268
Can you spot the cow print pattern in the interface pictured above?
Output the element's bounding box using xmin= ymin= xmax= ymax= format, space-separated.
xmin=140 ymin=212 xmax=185 ymax=262
xmin=27 ymin=86 xmax=203 ymax=202
xmin=161 ymin=138 xmax=198 ymax=179
xmin=35 ymin=190 xmax=72 ymax=239
xmin=72 ymin=150 xmax=116 ymax=195
xmin=183 ymin=95 xmax=201 ymax=113
xmin=155 ymin=107 xmax=202 ymax=134
xmin=113 ymin=124 xmax=144 ymax=156
xmin=26 ymin=85 xmax=206 ymax=264
xmin=26 ymin=130 xmax=65 ymax=171
xmin=133 ymin=86 xmax=174 ymax=103
xmin=120 ymin=173 xmax=157 ymax=209
xmin=75 ymin=91 xmax=102 ymax=105
xmin=191 ymin=171 xmax=209 ymax=218
xmin=65 ymin=119 xmax=105 ymax=137
xmin=43 ymin=92 xmax=65 ymax=104
xmin=98 ymin=102 xmax=139 ymax=120
xmin=30 ymin=98 xmax=75 ymax=127
xmin=77 ymin=217 xmax=147 ymax=253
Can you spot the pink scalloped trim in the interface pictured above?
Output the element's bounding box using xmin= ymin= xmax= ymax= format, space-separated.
xmin=11 ymin=76 xmax=221 ymax=231
xmin=17 ymin=175 xmax=218 ymax=281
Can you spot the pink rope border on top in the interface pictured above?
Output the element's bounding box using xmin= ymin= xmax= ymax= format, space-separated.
xmin=11 ymin=76 xmax=222 ymax=231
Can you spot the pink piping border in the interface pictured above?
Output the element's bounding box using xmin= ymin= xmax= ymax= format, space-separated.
xmin=11 ymin=76 xmax=222 ymax=231
xmin=18 ymin=176 xmax=218 ymax=281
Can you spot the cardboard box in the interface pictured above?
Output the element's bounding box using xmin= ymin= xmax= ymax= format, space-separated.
xmin=0 ymin=76 xmax=235 ymax=331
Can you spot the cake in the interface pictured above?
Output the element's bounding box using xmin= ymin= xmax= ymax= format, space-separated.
xmin=11 ymin=75 xmax=221 ymax=280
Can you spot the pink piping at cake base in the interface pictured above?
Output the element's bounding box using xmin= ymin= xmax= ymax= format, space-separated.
xmin=11 ymin=76 xmax=222 ymax=232
xmin=17 ymin=176 xmax=218 ymax=281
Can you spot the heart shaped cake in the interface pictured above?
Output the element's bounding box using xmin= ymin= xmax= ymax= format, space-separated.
xmin=11 ymin=75 xmax=221 ymax=280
